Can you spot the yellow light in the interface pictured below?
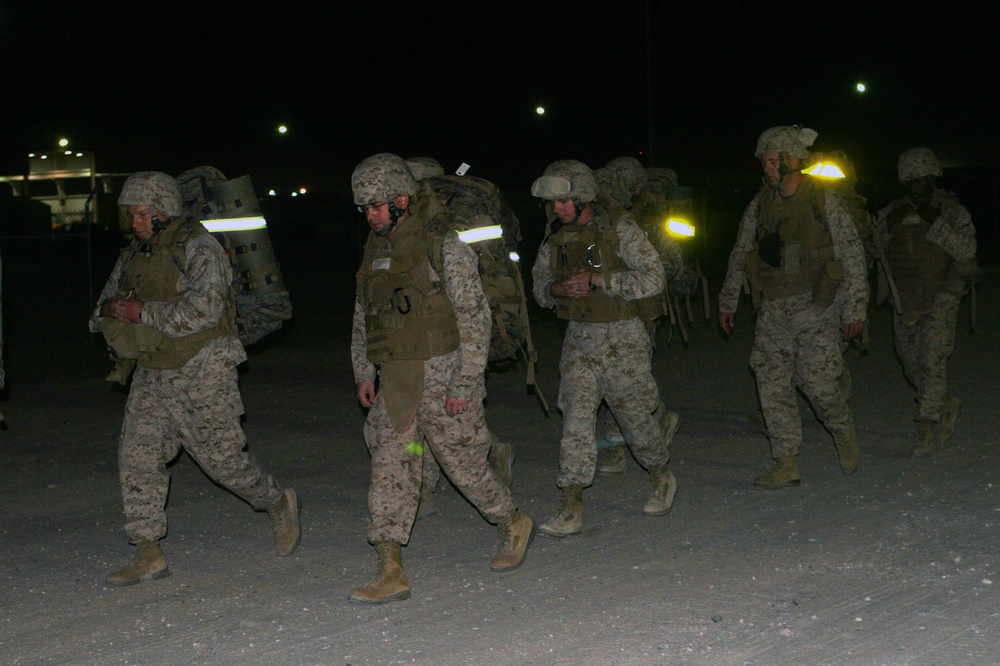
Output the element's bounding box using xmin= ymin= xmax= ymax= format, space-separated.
xmin=202 ymin=217 xmax=268 ymax=232
xmin=457 ymin=225 xmax=503 ymax=244
xmin=278 ymin=125 xmax=288 ymax=134
xmin=536 ymin=106 xmax=545 ymax=115
xmin=299 ymin=187 xmax=307 ymax=194
xmin=856 ymin=83 xmax=866 ymax=92
xmin=509 ymin=251 xmax=520 ymax=262
xmin=667 ymin=219 xmax=695 ymax=237
xmin=58 ymin=138 xmax=68 ymax=147
xmin=803 ymin=162 xmax=846 ymax=179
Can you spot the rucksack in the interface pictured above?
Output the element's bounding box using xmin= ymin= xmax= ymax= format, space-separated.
xmin=422 ymin=175 xmax=547 ymax=412
xmin=807 ymin=150 xmax=880 ymax=270
xmin=175 ymin=169 xmax=292 ymax=346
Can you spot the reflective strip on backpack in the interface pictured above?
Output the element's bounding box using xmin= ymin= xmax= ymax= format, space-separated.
xmin=457 ymin=225 xmax=503 ymax=244
xmin=202 ymin=217 xmax=268 ymax=232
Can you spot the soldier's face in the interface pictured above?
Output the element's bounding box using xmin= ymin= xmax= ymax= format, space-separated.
xmin=127 ymin=205 xmax=155 ymax=240
xmin=904 ymin=176 xmax=932 ymax=202
xmin=363 ymin=195 xmax=405 ymax=233
xmin=552 ymin=198 xmax=578 ymax=223
xmin=760 ymin=152 xmax=799 ymax=187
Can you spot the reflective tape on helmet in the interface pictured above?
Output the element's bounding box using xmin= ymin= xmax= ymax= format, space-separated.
xmin=202 ymin=216 xmax=268 ymax=232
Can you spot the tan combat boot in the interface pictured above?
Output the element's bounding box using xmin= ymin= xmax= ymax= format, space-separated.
xmin=490 ymin=511 xmax=537 ymax=572
xmin=659 ymin=410 xmax=681 ymax=447
xmin=105 ymin=540 xmax=170 ymax=587
xmin=415 ymin=483 xmax=437 ymax=521
xmin=833 ymin=427 xmax=861 ymax=475
xmin=597 ymin=444 xmax=628 ymax=475
xmin=268 ymin=489 xmax=301 ymax=556
xmin=488 ymin=438 xmax=515 ymax=488
xmin=643 ymin=465 xmax=677 ymax=516
xmin=938 ymin=397 xmax=960 ymax=440
xmin=753 ymin=456 xmax=801 ymax=489
xmin=349 ymin=541 xmax=410 ymax=605
xmin=912 ymin=419 xmax=935 ymax=458
xmin=538 ymin=485 xmax=584 ymax=538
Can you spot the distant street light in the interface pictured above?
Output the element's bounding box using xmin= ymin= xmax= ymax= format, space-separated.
xmin=856 ymin=82 xmax=866 ymax=93
xmin=58 ymin=138 xmax=69 ymax=147
xmin=278 ymin=125 xmax=288 ymax=134
xmin=535 ymin=106 xmax=545 ymax=116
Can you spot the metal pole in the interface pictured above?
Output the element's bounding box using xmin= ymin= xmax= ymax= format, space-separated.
xmin=645 ymin=0 xmax=655 ymax=165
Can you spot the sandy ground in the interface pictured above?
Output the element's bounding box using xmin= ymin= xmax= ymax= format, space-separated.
xmin=1 ymin=234 xmax=997 ymax=665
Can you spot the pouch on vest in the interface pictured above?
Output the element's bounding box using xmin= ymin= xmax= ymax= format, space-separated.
xmin=380 ymin=359 xmax=425 ymax=433
xmin=758 ymin=231 xmax=782 ymax=268
xmin=99 ymin=318 xmax=166 ymax=360
xmin=812 ymin=260 xmax=844 ymax=309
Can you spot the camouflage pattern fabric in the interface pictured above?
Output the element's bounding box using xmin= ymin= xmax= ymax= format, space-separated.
xmin=719 ymin=185 xmax=868 ymax=459
xmin=90 ymin=224 xmax=284 ymax=544
xmin=352 ymin=226 xmax=515 ymax=545
xmin=719 ymin=188 xmax=868 ymax=322
xmin=876 ymin=187 xmax=977 ymax=422
xmin=117 ymin=344 xmax=283 ymax=542
xmin=892 ymin=294 xmax=961 ymax=421
xmin=420 ymin=430 xmax=504 ymax=491
xmin=118 ymin=171 xmax=183 ymax=218
xmin=749 ymin=293 xmax=853 ymax=457
xmin=533 ymin=212 xmax=671 ymax=488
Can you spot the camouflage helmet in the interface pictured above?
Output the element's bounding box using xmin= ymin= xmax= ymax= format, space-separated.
xmin=593 ymin=167 xmax=631 ymax=208
xmin=530 ymin=159 xmax=597 ymax=203
xmin=405 ymin=156 xmax=445 ymax=181
xmin=897 ymin=147 xmax=943 ymax=182
xmin=176 ymin=166 xmax=228 ymax=222
xmin=605 ymin=156 xmax=648 ymax=192
xmin=118 ymin=171 xmax=183 ymax=218
xmin=351 ymin=153 xmax=418 ymax=206
xmin=754 ymin=125 xmax=818 ymax=160
xmin=645 ymin=167 xmax=678 ymax=195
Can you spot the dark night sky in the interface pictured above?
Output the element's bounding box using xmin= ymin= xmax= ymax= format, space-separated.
xmin=1 ymin=2 xmax=996 ymax=193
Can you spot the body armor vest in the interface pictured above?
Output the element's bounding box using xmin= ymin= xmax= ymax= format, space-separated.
xmin=547 ymin=212 xmax=638 ymax=323
xmin=755 ymin=178 xmax=836 ymax=300
xmin=118 ymin=219 xmax=236 ymax=369
xmin=885 ymin=194 xmax=954 ymax=319
xmin=356 ymin=213 xmax=460 ymax=363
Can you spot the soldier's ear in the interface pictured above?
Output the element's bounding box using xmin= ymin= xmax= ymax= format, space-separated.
xmin=393 ymin=194 xmax=410 ymax=210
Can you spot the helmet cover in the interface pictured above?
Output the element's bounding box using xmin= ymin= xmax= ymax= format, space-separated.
xmin=352 ymin=153 xmax=418 ymax=206
xmin=118 ymin=171 xmax=183 ymax=219
xmin=897 ymin=147 xmax=943 ymax=182
xmin=755 ymin=125 xmax=818 ymax=160
xmin=531 ymin=159 xmax=597 ymax=203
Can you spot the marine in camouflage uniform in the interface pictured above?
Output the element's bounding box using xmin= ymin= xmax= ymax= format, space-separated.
xmin=875 ymin=147 xmax=977 ymax=457
xmin=91 ymin=172 xmax=300 ymax=587
xmin=594 ymin=157 xmax=684 ymax=475
xmin=403 ymin=157 xmax=516 ymax=520
xmin=531 ymin=160 xmax=679 ymax=538
xmin=718 ymin=127 xmax=868 ymax=489
xmin=349 ymin=154 xmax=535 ymax=605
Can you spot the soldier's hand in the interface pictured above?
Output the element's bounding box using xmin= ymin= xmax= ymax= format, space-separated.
xmin=445 ymin=396 xmax=468 ymax=417
xmin=719 ymin=311 xmax=735 ymax=335
xmin=842 ymin=322 xmax=862 ymax=341
xmin=550 ymin=270 xmax=592 ymax=299
xmin=357 ymin=381 xmax=375 ymax=408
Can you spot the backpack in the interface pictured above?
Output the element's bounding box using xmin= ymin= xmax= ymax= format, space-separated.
xmin=175 ymin=169 xmax=292 ymax=346
xmin=422 ymin=175 xmax=547 ymax=412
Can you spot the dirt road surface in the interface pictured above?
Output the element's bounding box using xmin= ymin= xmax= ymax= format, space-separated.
xmin=1 ymin=247 xmax=996 ymax=665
